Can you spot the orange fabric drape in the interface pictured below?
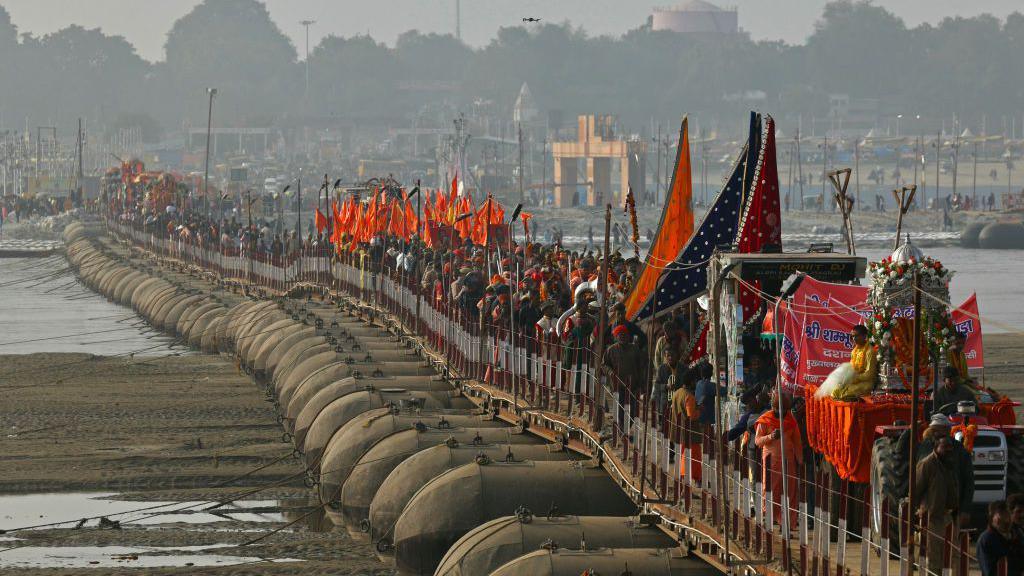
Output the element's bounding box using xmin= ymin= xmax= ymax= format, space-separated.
xmin=804 ymin=384 xmax=1016 ymax=483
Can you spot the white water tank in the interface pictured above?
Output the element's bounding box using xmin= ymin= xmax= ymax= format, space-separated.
xmin=652 ymin=0 xmax=738 ymax=35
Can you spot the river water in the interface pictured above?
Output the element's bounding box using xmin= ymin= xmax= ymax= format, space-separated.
xmin=857 ymin=245 xmax=1024 ymax=333
xmin=0 ymin=257 xmax=183 ymax=355
xmin=1 ymin=240 xmax=1019 ymax=358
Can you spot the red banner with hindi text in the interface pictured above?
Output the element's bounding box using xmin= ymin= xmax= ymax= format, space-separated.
xmin=951 ymin=293 xmax=984 ymax=369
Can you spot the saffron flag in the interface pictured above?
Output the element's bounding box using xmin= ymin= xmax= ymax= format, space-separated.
xmin=624 ymin=117 xmax=694 ymax=320
xmin=330 ymin=201 xmax=343 ymax=244
xmin=951 ymin=293 xmax=984 ymax=369
xmin=471 ymin=196 xmax=506 ymax=246
xmin=314 ymin=208 xmax=327 ymax=234
xmin=405 ymin=198 xmax=418 ymax=239
xmin=735 ymin=114 xmax=782 ymax=320
xmin=455 ymin=196 xmax=474 ymax=239
xmin=627 ymin=120 xmax=750 ymax=322
xmin=447 ymin=175 xmax=458 ymax=223
xmin=349 ymin=202 xmax=365 ymax=252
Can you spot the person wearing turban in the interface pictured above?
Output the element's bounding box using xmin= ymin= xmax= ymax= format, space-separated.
xmin=604 ymin=323 xmax=648 ymax=422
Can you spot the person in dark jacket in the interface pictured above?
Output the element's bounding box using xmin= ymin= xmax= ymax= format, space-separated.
xmin=932 ymin=365 xmax=978 ymax=416
xmin=898 ymin=412 xmax=975 ymax=518
xmin=978 ymin=500 xmax=1023 ymax=576
xmin=605 ymin=323 xmax=647 ymax=422
xmin=693 ymin=362 xmax=722 ymax=426
xmin=915 ymin=436 xmax=961 ymax=575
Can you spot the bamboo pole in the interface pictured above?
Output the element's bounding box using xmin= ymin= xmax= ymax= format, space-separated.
xmin=907 ymin=269 xmax=923 ymax=575
xmin=593 ymin=204 xmax=612 ymax=431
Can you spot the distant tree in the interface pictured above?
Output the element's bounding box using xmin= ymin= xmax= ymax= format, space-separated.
xmin=395 ymin=31 xmax=472 ymax=82
xmin=41 ymin=26 xmax=149 ymax=124
xmin=4 ymin=0 xmax=1024 ymax=145
xmin=304 ymin=35 xmax=400 ymax=122
xmin=163 ymin=0 xmax=297 ymax=125
xmin=0 ymin=5 xmax=16 ymax=50
xmin=110 ymin=112 xmax=164 ymax=143
xmin=805 ymin=1 xmax=913 ymax=103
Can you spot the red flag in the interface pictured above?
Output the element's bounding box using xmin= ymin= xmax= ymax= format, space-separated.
xmin=951 ymin=293 xmax=984 ymax=369
xmin=735 ymin=115 xmax=782 ymax=320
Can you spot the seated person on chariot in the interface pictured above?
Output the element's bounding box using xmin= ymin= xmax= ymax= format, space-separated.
xmin=817 ymin=324 xmax=877 ymax=400
xmin=947 ymin=332 xmax=1001 ymax=400
xmin=933 ymin=366 xmax=979 ymax=416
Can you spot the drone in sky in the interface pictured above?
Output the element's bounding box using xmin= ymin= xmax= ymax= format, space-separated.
xmin=522 ymin=17 xmax=541 ymax=23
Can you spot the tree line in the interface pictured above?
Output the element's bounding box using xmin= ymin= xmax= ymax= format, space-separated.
xmin=2 ymin=0 xmax=1023 ymax=140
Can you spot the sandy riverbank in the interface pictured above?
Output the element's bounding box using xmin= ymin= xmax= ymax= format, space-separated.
xmin=0 ymin=353 xmax=391 ymax=575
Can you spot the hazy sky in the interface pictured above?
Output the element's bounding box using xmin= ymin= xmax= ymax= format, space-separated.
xmin=4 ymin=0 xmax=1022 ymax=62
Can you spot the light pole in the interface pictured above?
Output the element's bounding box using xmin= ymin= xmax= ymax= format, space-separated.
xmin=300 ymin=20 xmax=316 ymax=97
xmin=507 ymin=203 xmax=523 ymax=414
xmin=203 ymin=88 xmax=217 ymax=222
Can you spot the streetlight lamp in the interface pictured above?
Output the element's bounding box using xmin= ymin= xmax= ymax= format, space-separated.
xmin=896 ymin=114 xmax=903 ymax=137
xmin=300 ymin=20 xmax=316 ymax=97
xmin=203 ymin=88 xmax=217 ymax=222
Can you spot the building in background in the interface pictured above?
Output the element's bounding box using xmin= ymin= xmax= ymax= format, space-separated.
xmin=651 ymin=1 xmax=739 ymax=35
xmin=552 ymin=115 xmax=646 ymax=208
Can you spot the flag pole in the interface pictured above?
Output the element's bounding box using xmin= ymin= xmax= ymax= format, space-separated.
xmin=415 ymin=180 xmax=423 ymax=335
xmin=594 ymin=203 xmax=612 ymax=431
xmin=479 ymin=195 xmax=493 ymax=382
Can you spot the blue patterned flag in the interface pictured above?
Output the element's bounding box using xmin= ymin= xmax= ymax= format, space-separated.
xmin=631 ymin=135 xmax=751 ymax=322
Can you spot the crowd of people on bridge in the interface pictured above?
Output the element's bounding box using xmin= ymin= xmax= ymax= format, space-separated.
xmin=105 ymin=184 xmax=1024 ymax=575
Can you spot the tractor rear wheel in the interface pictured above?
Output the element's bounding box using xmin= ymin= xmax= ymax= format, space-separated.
xmin=870 ymin=436 xmax=907 ymax=552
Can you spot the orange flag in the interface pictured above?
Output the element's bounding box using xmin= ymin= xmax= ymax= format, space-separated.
xmin=624 ymin=116 xmax=695 ymax=320
xmin=349 ymin=202 xmax=365 ymax=252
xmin=471 ymin=196 xmax=506 ymax=245
xmin=447 ymin=175 xmax=458 ymax=223
xmin=330 ymin=200 xmax=342 ymax=245
xmin=363 ymin=193 xmax=379 ymax=241
xmin=455 ymin=195 xmax=474 ymax=239
xmin=314 ymin=208 xmax=327 ymax=234
xmin=424 ymin=190 xmax=436 ymax=225
xmin=405 ymin=199 xmax=418 ymax=239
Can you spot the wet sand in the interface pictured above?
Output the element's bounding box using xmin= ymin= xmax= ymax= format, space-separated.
xmin=0 ymin=353 xmax=391 ymax=575
xmin=980 ymin=333 xmax=1024 ymax=421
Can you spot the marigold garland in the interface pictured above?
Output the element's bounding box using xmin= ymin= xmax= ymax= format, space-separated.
xmin=867 ymin=255 xmax=957 ymax=364
xmin=624 ymin=187 xmax=639 ymax=258
xmin=952 ymin=423 xmax=978 ymax=452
